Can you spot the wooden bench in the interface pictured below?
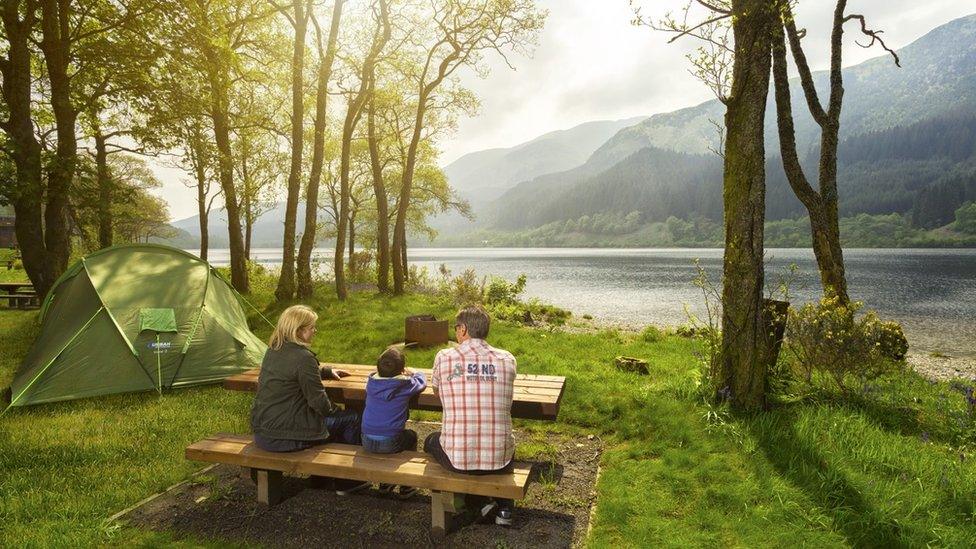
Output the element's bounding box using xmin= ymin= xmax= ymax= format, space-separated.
xmin=224 ymin=364 xmax=566 ymax=421
xmin=186 ymin=433 xmax=533 ymax=537
xmin=0 ymin=282 xmax=38 ymax=309
xmin=4 ymin=292 xmax=38 ymax=309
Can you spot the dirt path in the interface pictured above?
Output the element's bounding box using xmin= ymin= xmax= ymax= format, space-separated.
xmin=125 ymin=423 xmax=603 ymax=548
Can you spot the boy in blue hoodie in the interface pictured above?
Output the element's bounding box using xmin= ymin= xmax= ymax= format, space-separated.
xmin=362 ymin=346 xmax=426 ymax=452
xmin=363 ymin=347 xmax=426 ymax=496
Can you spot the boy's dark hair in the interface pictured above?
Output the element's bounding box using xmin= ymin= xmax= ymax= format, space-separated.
xmin=377 ymin=346 xmax=406 ymax=377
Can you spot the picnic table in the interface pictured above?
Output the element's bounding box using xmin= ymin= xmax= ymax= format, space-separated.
xmin=0 ymin=281 xmax=38 ymax=309
xmin=224 ymin=363 xmax=566 ymax=421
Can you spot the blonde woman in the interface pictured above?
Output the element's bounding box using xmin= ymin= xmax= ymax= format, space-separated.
xmin=249 ymin=305 xmax=365 ymax=494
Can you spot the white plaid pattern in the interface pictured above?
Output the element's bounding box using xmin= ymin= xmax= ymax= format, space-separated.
xmin=431 ymin=338 xmax=516 ymax=470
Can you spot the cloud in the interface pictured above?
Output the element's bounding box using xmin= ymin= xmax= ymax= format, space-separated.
xmin=440 ymin=0 xmax=976 ymax=164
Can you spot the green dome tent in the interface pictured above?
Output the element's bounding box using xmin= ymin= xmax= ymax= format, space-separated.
xmin=6 ymin=244 xmax=268 ymax=408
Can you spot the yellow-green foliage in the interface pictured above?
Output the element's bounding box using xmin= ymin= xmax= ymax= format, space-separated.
xmin=786 ymin=297 xmax=907 ymax=392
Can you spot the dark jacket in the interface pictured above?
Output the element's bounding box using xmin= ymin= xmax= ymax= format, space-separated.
xmin=250 ymin=341 xmax=336 ymax=441
xmin=362 ymin=372 xmax=426 ymax=438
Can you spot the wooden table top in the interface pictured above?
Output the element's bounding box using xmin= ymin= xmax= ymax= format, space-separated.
xmin=0 ymin=281 xmax=34 ymax=292
xmin=224 ymin=363 xmax=566 ymax=421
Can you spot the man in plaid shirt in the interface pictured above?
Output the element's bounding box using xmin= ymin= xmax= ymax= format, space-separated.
xmin=424 ymin=305 xmax=517 ymax=526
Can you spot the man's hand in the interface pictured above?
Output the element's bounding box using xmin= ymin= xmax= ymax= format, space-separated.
xmin=331 ymin=369 xmax=350 ymax=379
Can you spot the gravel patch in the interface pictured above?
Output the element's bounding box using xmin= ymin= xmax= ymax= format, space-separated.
xmin=908 ymin=352 xmax=976 ymax=383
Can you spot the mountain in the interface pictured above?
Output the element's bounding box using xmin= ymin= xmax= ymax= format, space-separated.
xmin=445 ymin=116 xmax=646 ymax=202
xmin=490 ymin=113 xmax=976 ymax=233
xmin=486 ymin=13 xmax=976 ymax=232
xmin=171 ymin=202 xmax=314 ymax=249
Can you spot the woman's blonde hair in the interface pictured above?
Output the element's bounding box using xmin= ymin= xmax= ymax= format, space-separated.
xmin=269 ymin=305 xmax=319 ymax=350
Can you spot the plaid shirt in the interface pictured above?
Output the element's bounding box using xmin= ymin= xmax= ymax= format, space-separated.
xmin=431 ymin=338 xmax=516 ymax=471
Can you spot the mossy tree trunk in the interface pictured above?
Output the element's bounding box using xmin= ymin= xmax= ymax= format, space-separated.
xmin=718 ymin=0 xmax=776 ymax=412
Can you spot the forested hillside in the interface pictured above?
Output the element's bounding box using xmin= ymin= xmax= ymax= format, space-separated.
xmin=488 ymin=114 xmax=976 ymax=233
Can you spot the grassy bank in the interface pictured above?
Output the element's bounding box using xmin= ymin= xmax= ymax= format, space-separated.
xmin=1 ymin=269 xmax=975 ymax=547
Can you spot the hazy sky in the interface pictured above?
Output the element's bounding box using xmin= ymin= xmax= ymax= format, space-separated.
xmin=156 ymin=0 xmax=976 ymax=220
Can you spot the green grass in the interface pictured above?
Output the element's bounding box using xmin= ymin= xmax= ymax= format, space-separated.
xmin=1 ymin=268 xmax=975 ymax=547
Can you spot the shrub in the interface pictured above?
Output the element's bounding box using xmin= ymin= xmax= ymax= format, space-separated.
xmin=447 ymin=268 xmax=483 ymax=306
xmin=641 ymin=325 xmax=664 ymax=343
xmin=786 ymin=297 xmax=905 ymax=393
xmin=484 ymin=274 xmax=527 ymax=305
xmin=347 ymin=251 xmax=374 ymax=284
xmin=878 ymin=320 xmax=909 ymax=360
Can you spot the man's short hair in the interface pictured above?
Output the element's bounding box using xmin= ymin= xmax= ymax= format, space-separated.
xmin=456 ymin=305 xmax=490 ymax=339
xmin=377 ymin=346 xmax=405 ymax=377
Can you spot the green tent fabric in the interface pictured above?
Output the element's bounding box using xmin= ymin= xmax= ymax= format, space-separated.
xmin=7 ymin=244 xmax=268 ymax=407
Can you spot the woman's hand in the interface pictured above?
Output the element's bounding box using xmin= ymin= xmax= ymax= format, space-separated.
xmin=331 ymin=369 xmax=351 ymax=379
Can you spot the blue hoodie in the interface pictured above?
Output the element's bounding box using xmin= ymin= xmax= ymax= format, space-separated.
xmin=362 ymin=372 xmax=427 ymax=438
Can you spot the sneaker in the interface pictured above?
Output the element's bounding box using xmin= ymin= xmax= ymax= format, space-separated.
xmin=335 ymin=480 xmax=370 ymax=496
xmin=395 ymin=485 xmax=418 ymax=499
xmin=495 ymin=506 xmax=513 ymax=526
xmin=479 ymin=500 xmax=498 ymax=519
xmin=377 ymin=483 xmax=395 ymax=494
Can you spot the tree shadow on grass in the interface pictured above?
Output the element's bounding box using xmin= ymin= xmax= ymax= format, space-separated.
xmin=786 ymin=385 xmax=967 ymax=447
xmin=747 ymin=410 xmax=922 ymax=548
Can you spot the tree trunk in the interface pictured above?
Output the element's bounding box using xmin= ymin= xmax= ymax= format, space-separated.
xmin=94 ymin=130 xmax=113 ymax=248
xmin=347 ymin=209 xmax=356 ymax=279
xmin=38 ymin=0 xmax=75 ymax=281
xmin=275 ymin=0 xmax=309 ymax=302
xmin=773 ymin=1 xmax=853 ymax=304
xmin=297 ymin=0 xmax=344 ymax=299
xmin=206 ymin=58 xmax=248 ymax=292
xmin=1 ymin=2 xmax=56 ymax=296
xmin=241 ymin=150 xmax=252 ymax=262
xmin=191 ymin=141 xmax=210 ymax=261
xmin=400 ymin=228 xmax=407 ymax=284
xmin=391 ymin=101 xmax=426 ymax=295
xmin=366 ymin=98 xmax=390 ymax=293
xmin=334 ymin=0 xmax=389 ymax=300
xmin=334 ymin=107 xmax=357 ymax=300
xmin=718 ymin=0 xmax=775 ymax=412
xmin=810 ymin=206 xmax=849 ymax=301
xmin=245 ymin=205 xmax=254 ymax=262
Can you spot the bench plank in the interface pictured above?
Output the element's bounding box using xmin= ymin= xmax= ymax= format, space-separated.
xmin=186 ymin=433 xmax=531 ymax=500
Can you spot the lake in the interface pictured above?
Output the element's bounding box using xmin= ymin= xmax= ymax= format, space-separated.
xmin=206 ymin=247 xmax=976 ymax=357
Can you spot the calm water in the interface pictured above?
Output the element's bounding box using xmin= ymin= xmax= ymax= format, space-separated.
xmin=207 ymin=247 xmax=976 ymax=357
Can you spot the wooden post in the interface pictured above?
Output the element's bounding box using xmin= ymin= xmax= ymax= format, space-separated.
xmin=430 ymin=490 xmax=464 ymax=538
xmin=255 ymin=469 xmax=283 ymax=505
